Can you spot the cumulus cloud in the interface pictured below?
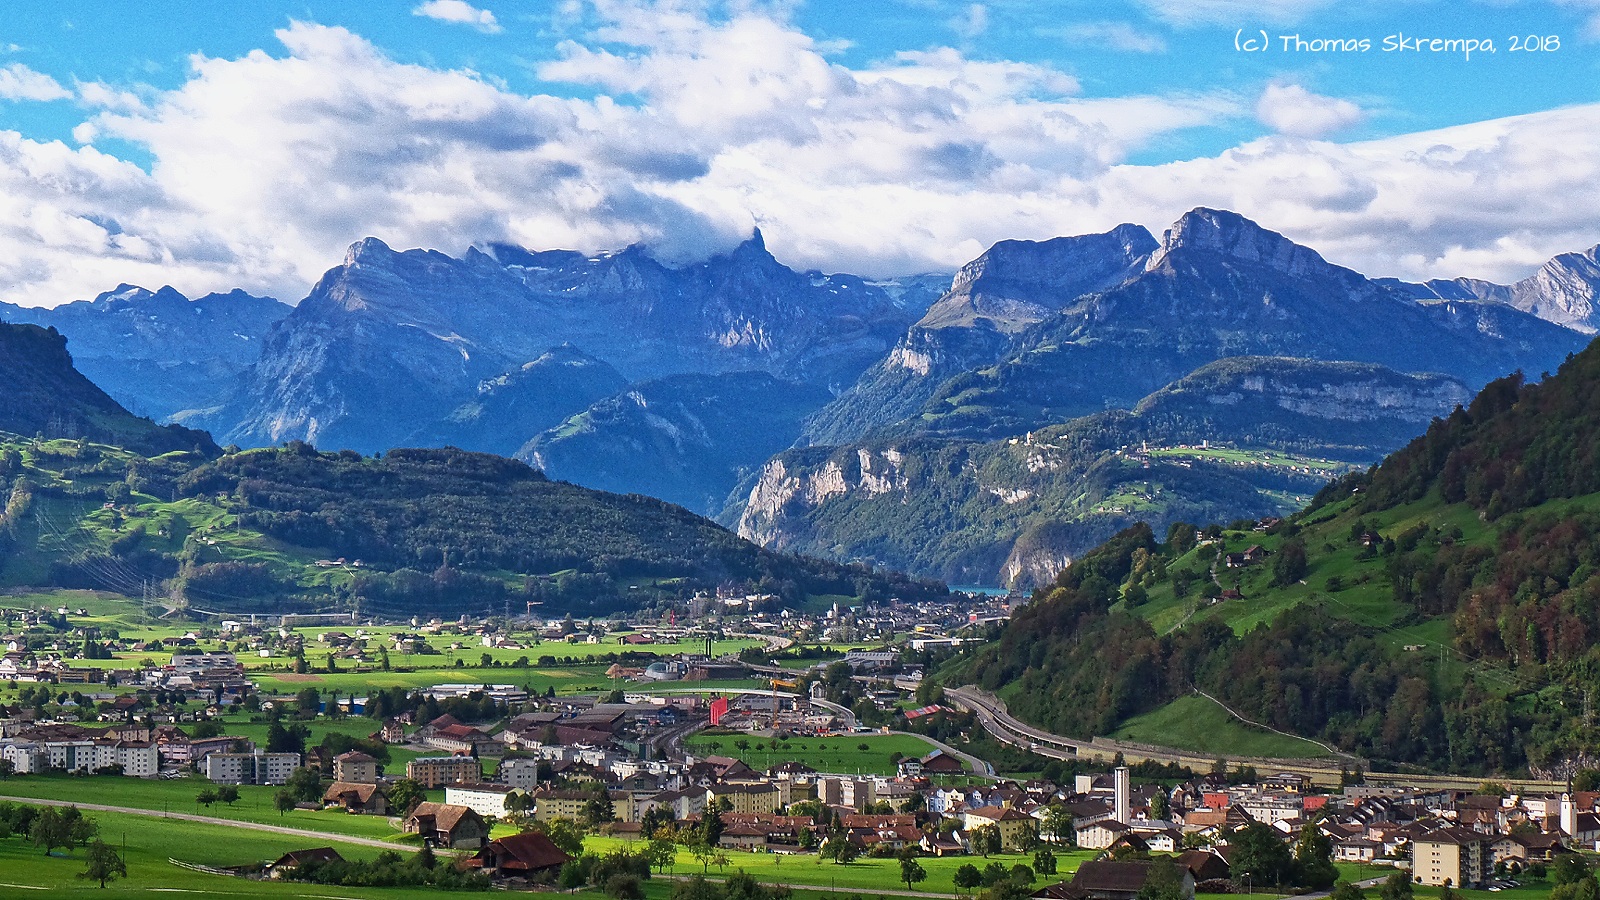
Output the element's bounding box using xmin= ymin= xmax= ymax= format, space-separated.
xmin=0 ymin=3 xmax=1594 ymax=309
xmin=0 ymin=63 xmax=71 ymax=102
xmin=1255 ymin=83 xmax=1364 ymax=138
xmin=412 ymin=0 xmax=503 ymax=33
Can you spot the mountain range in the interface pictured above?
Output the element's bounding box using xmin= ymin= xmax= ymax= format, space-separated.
xmin=0 ymin=320 xmax=942 ymax=615
xmin=0 ymin=285 xmax=289 ymax=421
xmin=3 ymin=208 xmax=1596 ymax=586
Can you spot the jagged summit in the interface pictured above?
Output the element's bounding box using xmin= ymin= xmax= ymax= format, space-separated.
xmin=1150 ymin=207 xmax=1335 ymax=279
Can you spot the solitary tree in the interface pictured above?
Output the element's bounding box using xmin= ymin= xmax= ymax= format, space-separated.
xmin=954 ymin=863 xmax=984 ymax=895
xmin=274 ymin=790 xmax=297 ymax=817
xmin=79 ymin=839 xmax=127 ymax=888
xmin=387 ymin=778 xmax=426 ymax=815
xmin=900 ymin=855 xmax=928 ymax=891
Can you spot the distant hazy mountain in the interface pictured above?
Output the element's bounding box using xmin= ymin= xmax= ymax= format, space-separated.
xmin=733 ymin=356 xmax=1473 ymax=587
xmin=404 ymin=345 xmax=629 ymax=458
xmin=0 ymin=285 xmax=288 ymax=420
xmin=0 ymin=321 xmax=218 ymax=457
xmin=521 ymin=371 xmax=831 ymax=517
xmin=1380 ymin=242 xmax=1600 ymax=333
xmin=201 ymin=232 xmax=925 ymax=453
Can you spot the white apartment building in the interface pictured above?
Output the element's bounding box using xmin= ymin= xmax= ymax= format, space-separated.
xmin=204 ymin=749 xmax=300 ymax=785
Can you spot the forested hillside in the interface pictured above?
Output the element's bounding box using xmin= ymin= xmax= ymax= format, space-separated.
xmin=1 ymin=440 xmax=945 ymax=618
xmin=962 ymin=341 xmax=1600 ymax=775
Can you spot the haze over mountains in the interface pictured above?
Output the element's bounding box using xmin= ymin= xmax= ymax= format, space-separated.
xmin=5 ymin=208 xmax=1596 ymax=586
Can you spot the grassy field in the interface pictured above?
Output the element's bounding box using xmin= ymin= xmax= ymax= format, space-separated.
xmin=0 ymin=772 xmax=417 ymax=840
xmin=1111 ymin=694 xmax=1333 ymax=759
xmin=682 ymin=732 xmax=943 ymax=776
xmin=585 ymin=833 xmax=1092 ymax=893
xmin=0 ymin=808 xmax=446 ymax=898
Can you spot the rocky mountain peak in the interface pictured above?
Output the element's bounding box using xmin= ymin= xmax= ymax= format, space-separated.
xmin=1153 ymin=208 xmax=1332 ymax=278
xmin=1515 ymin=244 xmax=1600 ymax=332
xmin=344 ymin=236 xmax=396 ymax=266
xmin=947 ymin=224 xmax=1156 ymax=298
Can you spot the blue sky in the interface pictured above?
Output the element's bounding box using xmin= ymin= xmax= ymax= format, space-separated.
xmin=0 ymin=0 xmax=1598 ymax=305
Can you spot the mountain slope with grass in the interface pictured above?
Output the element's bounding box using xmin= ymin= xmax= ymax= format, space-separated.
xmin=960 ymin=337 xmax=1600 ymax=775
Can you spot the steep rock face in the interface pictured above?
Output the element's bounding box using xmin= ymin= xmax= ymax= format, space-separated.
xmin=735 ymin=357 xmax=1483 ymax=586
xmin=1507 ymin=246 xmax=1600 ymax=333
xmin=525 ymin=372 xmax=831 ymax=517
xmin=0 ymin=285 xmax=288 ymax=420
xmin=0 ymin=322 xmax=218 ymax=456
xmin=1142 ymin=357 xmax=1473 ymax=428
xmin=214 ymin=234 xmax=919 ymax=453
xmin=802 ymin=224 xmax=1156 ymax=445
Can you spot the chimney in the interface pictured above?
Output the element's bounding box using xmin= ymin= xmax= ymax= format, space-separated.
xmin=1115 ymin=766 xmax=1130 ymax=824
xmin=1562 ymin=793 xmax=1577 ymax=838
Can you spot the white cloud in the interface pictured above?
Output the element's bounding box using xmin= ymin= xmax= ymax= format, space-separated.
xmin=1255 ymin=83 xmax=1364 ymax=138
xmin=0 ymin=63 xmax=71 ymax=102
xmin=1555 ymin=0 xmax=1600 ymax=40
xmin=0 ymin=4 xmax=1595 ymax=309
xmin=947 ymin=4 xmax=989 ymax=40
xmin=1134 ymin=0 xmax=1338 ymax=27
xmin=1044 ymin=22 xmax=1168 ymax=53
xmin=412 ymin=0 xmax=503 ymax=34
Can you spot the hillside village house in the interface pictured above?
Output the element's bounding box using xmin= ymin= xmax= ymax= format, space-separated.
xmin=323 ymin=782 xmax=389 ymax=815
xmin=405 ymin=801 xmax=489 ymax=850
xmin=332 ymin=750 xmax=378 ymax=784
xmin=468 ymin=831 xmax=573 ymax=880
xmin=962 ymin=805 xmax=1037 ymax=851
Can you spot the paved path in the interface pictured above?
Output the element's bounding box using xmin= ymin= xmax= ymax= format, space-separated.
xmin=0 ymin=793 xmax=406 ymax=851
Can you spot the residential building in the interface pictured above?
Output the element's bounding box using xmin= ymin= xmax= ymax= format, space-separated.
xmin=708 ymin=782 xmax=781 ymax=815
xmin=333 ymin=750 xmax=378 ymax=784
xmin=445 ymin=782 xmax=520 ymax=819
xmin=468 ymin=831 xmax=573 ymax=879
xmin=1414 ymin=826 xmax=1492 ymax=888
xmin=204 ymin=749 xmax=300 ymax=785
xmin=963 ymin=805 xmax=1038 ymax=852
xmin=1067 ymin=860 xmax=1196 ymax=900
xmin=323 ymin=782 xmax=389 ymax=815
xmin=405 ymin=802 xmax=489 ymax=850
xmin=407 ymin=755 xmax=483 ymax=788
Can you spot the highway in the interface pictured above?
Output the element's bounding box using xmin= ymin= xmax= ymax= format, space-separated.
xmin=946 ymin=686 xmax=1565 ymax=792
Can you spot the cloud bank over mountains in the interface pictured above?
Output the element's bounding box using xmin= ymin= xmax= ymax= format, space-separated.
xmin=0 ymin=2 xmax=1597 ymax=307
